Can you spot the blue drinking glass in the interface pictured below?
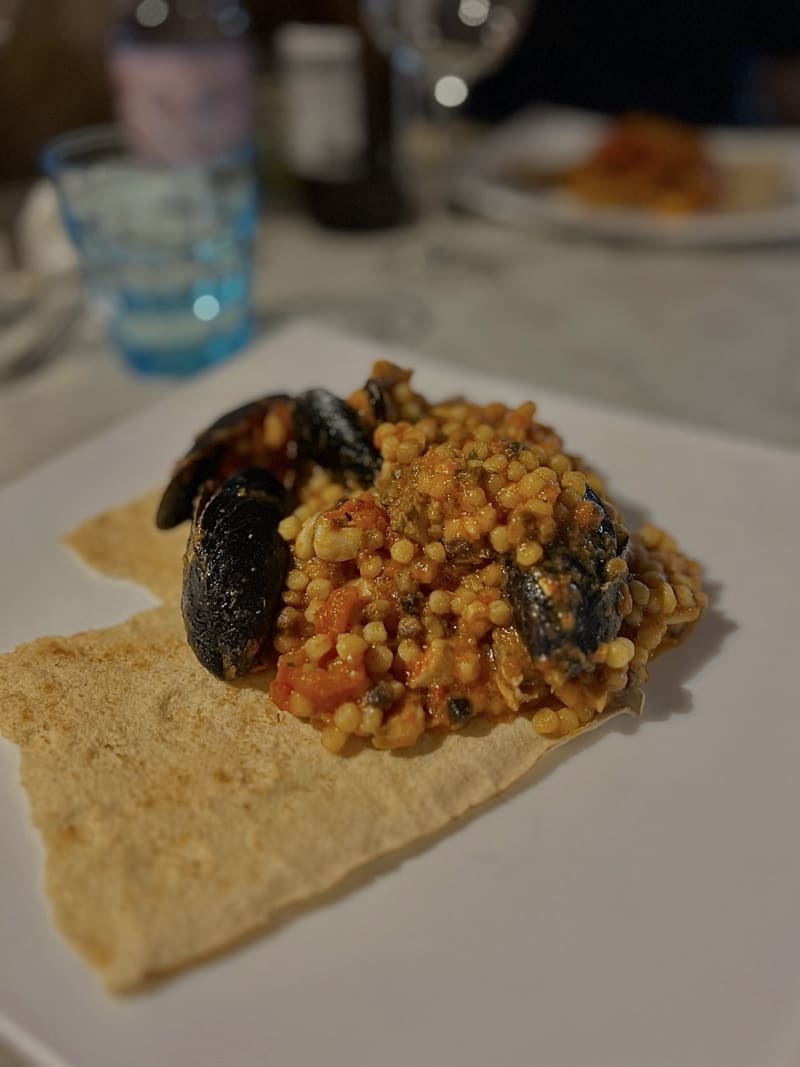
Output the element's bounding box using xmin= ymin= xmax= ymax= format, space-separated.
xmin=41 ymin=125 xmax=258 ymax=377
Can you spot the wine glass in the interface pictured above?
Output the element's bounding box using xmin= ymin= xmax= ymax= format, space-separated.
xmin=362 ymin=0 xmax=532 ymax=216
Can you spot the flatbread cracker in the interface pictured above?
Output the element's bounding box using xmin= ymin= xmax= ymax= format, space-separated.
xmin=0 ymin=495 xmax=637 ymax=991
xmin=65 ymin=489 xmax=185 ymax=603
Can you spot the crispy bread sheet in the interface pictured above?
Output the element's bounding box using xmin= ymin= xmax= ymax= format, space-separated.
xmin=0 ymin=494 xmax=636 ymax=990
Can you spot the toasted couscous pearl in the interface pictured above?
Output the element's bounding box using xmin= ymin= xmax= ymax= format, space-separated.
xmin=424 ymin=541 xmax=446 ymax=562
xmin=394 ymin=569 xmax=417 ymax=594
xmin=359 ymin=554 xmax=383 ymax=579
xmin=443 ymin=518 xmax=462 ymax=543
xmin=286 ymin=568 xmax=309 ymax=591
xmin=294 ymin=518 xmax=317 ymax=561
xmin=495 ymin=486 xmax=518 ymax=509
xmin=277 ymin=606 xmax=302 ymax=629
xmin=484 ymin=453 xmax=507 ymax=473
xmin=488 ymin=600 xmax=513 ymax=626
xmin=476 ymin=505 xmax=498 ymax=533
xmin=481 ymin=562 xmax=504 ymax=587
xmin=675 ymin=584 xmax=695 ymax=609
xmin=306 ymin=577 xmax=332 ymax=601
xmin=606 ymin=557 xmax=628 ymax=581
xmin=465 ymin=486 xmax=487 ymax=508
xmin=397 ymin=440 xmax=421 ymax=464
xmin=462 ymin=573 xmax=483 ymax=594
xmin=559 ymin=487 xmax=582 ymax=510
xmin=462 ymin=601 xmax=487 ymax=624
xmin=289 ymin=692 xmax=314 ymax=718
xmin=455 ymin=652 xmax=481 ymax=685
xmin=397 ymin=639 xmax=421 ymax=665
xmin=365 ymin=645 xmax=394 ymax=673
xmin=506 ymin=515 xmax=527 ymax=546
xmin=538 ymin=516 xmax=557 ymax=543
xmin=516 ymin=541 xmax=544 ymax=567
xmin=561 ymin=470 xmax=587 ymax=494
xmin=364 ymin=599 xmax=391 ymax=621
xmin=304 ymin=634 xmax=333 ymax=662
xmin=334 ymin=702 xmax=362 ymax=733
xmin=321 ymin=726 xmax=348 ymax=753
xmin=381 ymin=434 xmax=399 ymax=460
xmin=411 ymin=557 xmax=439 ymax=583
xmin=363 ymin=528 xmax=385 ymax=551
xmin=639 ymin=524 xmax=662 ymax=549
xmin=355 ymin=579 xmax=374 ymax=600
xmin=462 ymin=516 xmax=481 ymax=540
xmin=358 ymin=706 xmax=384 ymax=735
xmin=336 ymin=633 xmax=367 ymax=663
xmin=275 ymin=634 xmax=300 ymax=653
xmin=363 ymin=621 xmax=388 ymax=645
xmin=518 ymin=472 xmax=545 ymax=498
xmin=659 ymin=582 xmax=678 ymax=615
xmin=424 ymin=473 xmax=451 ymax=499
xmin=526 ymin=496 xmax=554 ymax=518
xmin=428 ymin=588 xmax=454 ymax=614
xmin=631 ymin=645 xmax=649 ymax=669
xmin=278 ymin=515 xmax=302 ymax=542
xmin=489 ymin=525 xmax=510 ymax=553
xmin=558 ymin=707 xmax=581 ymax=734
xmin=605 ymin=668 xmax=629 ymax=692
xmin=550 ymin=453 xmax=571 ymax=474
xmin=532 ymin=708 xmax=560 ymax=736
xmin=449 ymin=595 xmax=466 ymax=616
xmin=606 ymin=637 xmax=635 ymax=669
xmin=397 ymin=616 xmax=422 ymax=639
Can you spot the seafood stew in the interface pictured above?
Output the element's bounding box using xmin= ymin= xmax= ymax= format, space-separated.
xmin=159 ymin=363 xmax=706 ymax=752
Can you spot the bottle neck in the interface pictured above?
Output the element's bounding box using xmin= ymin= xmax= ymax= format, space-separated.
xmin=108 ymin=1 xmax=255 ymax=164
xmin=111 ymin=0 xmax=251 ymax=46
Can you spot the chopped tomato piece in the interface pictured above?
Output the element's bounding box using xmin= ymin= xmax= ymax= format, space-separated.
xmin=270 ymin=655 xmax=370 ymax=714
xmin=325 ymin=495 xmax=389 ymax=532
xmin=315 ymin=585 xmax=363 ymax=636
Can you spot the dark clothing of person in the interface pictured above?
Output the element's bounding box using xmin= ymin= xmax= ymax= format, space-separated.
xmin=468 ymin=0 xmax=800 ymax=125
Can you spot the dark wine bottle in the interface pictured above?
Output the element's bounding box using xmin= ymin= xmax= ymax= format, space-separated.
xmin=275 ymin=1 xmax=411 ymax=230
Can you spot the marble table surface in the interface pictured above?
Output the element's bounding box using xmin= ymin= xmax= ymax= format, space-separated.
xmin=0 ymin=207 xmax=798 ymax=490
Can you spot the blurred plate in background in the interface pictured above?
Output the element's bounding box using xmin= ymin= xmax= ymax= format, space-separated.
xmin=451 ymin=106 xmax=800 ymax=247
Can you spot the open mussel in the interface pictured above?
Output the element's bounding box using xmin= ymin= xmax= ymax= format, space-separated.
xmin=181 ymin=468 xmax=291 ymax=680
xmin=159 ymin=384 xmax=382 ymax=680
xmin=505 ymin=487 xmax=630 ymax=681
xmin=156 ymin=388 xmax=380 ymax=531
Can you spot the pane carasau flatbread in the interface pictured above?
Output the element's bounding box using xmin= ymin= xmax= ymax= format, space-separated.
xmin=0 ymin=489 xmax=637 ymax=992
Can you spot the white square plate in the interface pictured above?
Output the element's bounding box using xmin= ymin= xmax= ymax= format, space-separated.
xmin=452 ymin=106 xmax=800 ymax=247
xmin=1 ymin=324 xmax=799 ymax=1067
